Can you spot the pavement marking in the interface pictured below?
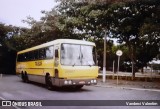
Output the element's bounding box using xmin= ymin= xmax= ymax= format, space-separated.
xmin=0 ymin=96 xmax=21 ymax=109
xmin=2 ymin=92 xmax=14 ymax=98
xmin=95 ymin=85 xmax=160 ymax=92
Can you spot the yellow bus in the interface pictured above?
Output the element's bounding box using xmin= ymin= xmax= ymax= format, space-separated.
xmin=16 ymin=39 xmax=98 ymax=90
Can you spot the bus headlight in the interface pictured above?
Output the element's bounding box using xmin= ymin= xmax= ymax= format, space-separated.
xmin=91 ymin=80 xmax=94 ymax=83
xmin=64 ymin=80 xmax=68 ymax=84
xmin=94 ymin=80 xmax=97 ymax=83
xmin=68 ymin=80 xmax=72 ymax=84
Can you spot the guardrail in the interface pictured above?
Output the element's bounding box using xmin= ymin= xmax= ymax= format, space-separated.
xmin=98 ymin=71 xmax=160 ymax=81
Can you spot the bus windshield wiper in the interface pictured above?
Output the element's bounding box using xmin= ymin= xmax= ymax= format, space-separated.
xmin=72 ymin=63 xmax=75 ymax=67
xmin=86 ymin=61 xmax=92 ymax=67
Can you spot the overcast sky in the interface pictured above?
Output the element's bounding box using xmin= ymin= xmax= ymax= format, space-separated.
xmin=0 ymin=0 xmax=57 ymax=27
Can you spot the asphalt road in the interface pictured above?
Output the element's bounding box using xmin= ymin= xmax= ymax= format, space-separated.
xmin=0 ymin=75 xmax=160 ymax=109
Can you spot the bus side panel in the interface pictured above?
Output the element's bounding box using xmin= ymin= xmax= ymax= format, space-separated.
xmin=16 ymin=59 xmax=54 ymax=84
xmin=44 ymin=69 xmax=54 ymax=77
xmin=28 ymin=74 xmax=45 ymax=84
xmin=26 ymin=69 xmax=44 ymax=76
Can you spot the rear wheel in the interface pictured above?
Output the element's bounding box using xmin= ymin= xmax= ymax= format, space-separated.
xmin=21 ymin=71 xmax=25 ymax=82
xmin=21 ymin=71 xmax=29 ymax=83
xmin=24 ymin=71 xmax=29 ymax=83
xmin=45 ymin=73 xmax=53 ymax=90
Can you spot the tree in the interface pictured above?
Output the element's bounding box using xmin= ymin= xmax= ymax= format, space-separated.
xmin=137 ymin=22 xmax=160 ymax=71
xmin=55 ymin=0 xmax=122 ymax=71
xmin=109 ymin=0 xmax=160 ymax=78
xmin=21 ymin=10 xmax=61 ymax=49
xmin=0 ymin=23 xmax=11 ymax=47
xmin=56 ymin=0 xmax=121 ymax=39
xmin=0 ymin=23 xmax=28 ymax=51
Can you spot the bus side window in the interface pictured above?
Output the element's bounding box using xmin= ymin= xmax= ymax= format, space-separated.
xmin=46 ymin=46 xmax=54 ymax=59
xmin=34 ymin=50 xmax=39 ymax=60
xmin=39 ymin=48 xmax=46 ymax=59
xmin=21 ymin=54 xmax=25 ymax=62
xmin=28 ymin=51 xmax=33 ymax=61
xmin=17 ymin=54 xmax=23 ymax=62
xmin=24 ymin=53 xmax=28 ymax=61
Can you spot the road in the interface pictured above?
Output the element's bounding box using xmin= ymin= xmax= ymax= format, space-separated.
xmin=0 ymin=75 xmax=160 ymax=109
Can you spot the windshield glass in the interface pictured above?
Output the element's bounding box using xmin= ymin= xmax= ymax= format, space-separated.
xmin=61 ymin=44 xmax=96 ymax=66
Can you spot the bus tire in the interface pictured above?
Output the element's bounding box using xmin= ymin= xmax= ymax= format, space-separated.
xmin=21 ymin=71 xmax=25 ymax=82
xmin=45 ymin=73 xmax=53 ymax=90
xmin=74 ymin=85 xmax=83 ymax=90
xmin=24 ymin=71 xmax=29 ymax=83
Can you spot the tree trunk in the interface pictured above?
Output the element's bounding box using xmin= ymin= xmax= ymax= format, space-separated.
xmin=128 ymin=44 xmax=136 ymax=80
xmin=131 ymin=60 xmax=135 ymax=80
xmin=141 ymin=68 xmax=144 ymax=74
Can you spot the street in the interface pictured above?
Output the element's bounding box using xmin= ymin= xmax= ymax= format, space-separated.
xmin=0 ymin=75 xmax=160 ymax=109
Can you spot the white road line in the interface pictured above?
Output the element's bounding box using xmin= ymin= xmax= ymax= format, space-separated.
xmin=0 ymin=96 xmax=5 ymax=100
xmin=0 ymin=96 xmax=21 ymax=109
xmin=95 ymin=85 xmax=160 ymax=92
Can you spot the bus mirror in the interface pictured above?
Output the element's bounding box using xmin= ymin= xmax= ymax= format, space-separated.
xmin=55 ymin=50 xmax=58 ymax=58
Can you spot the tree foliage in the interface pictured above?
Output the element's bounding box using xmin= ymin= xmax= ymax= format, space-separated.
xmin=0 ymin=23 xmax=28 ymax=50
xmin=110 ymin=0 xmax=160 ymax=76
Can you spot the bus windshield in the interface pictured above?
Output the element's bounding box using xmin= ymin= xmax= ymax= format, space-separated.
xmin=61 ymin=44 xmax=96 ymax=66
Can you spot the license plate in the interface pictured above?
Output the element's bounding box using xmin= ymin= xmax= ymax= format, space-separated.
xmin=79 ymin=81 xmax=85 ymax=84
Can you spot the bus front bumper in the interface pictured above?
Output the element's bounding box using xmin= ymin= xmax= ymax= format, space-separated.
xmin=52 ymin=78 xmax=97 ymax=86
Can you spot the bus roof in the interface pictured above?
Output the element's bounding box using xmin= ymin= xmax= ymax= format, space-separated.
xmin=17 ymin=39 xmax=95 ymax=54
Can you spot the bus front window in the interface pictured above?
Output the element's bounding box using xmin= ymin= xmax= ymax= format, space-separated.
xmin=81 ymin=45 xmax=95 ymax=66
xmin=61 ymin=44 xmax=96 ymax=66
xmin=61 ymin=44 xmax=81 ymax=66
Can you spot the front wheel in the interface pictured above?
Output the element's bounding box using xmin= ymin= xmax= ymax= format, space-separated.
xmin=21 ymin=71 xmax=29 ymax=83
xmin=24 ymin=71 xmax=29 ymax=83
xmin=21 ymin=71 xmax=25 ymax=82
xmin=72 ymin=85 xmax=83 ymax=90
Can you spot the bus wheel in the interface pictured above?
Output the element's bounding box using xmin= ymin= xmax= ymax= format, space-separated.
xmin=74 ymin=85 xmax=83 ymax=90
xmin=21 ymin=71 xmax=25 ymax=82
xmin=24 ymin=71 xmax=29 ymax=83
xmin=45 ymin=73 xmax=53 ymax=90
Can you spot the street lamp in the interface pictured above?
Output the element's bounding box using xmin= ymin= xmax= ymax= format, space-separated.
xmin=102 ymin=31 xmax=107 ymax=83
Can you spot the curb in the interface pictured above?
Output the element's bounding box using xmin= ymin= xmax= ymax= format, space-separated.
xmin=95 ymin=85 xmax=160 ymax=92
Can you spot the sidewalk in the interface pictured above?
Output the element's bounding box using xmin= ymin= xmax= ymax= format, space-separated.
xmin=96 ymin=78 xmax=160 ymax=92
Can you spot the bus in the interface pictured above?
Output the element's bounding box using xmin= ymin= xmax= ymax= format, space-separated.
xmin=16 ymin=39 xmax=98 ymax=90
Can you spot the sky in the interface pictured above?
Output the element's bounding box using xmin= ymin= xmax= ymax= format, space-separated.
xmin=0 ymin=0 xmax=57 ymax=27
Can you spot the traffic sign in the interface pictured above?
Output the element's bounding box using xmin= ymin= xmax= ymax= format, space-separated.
xmin=116 ymin=50 xmax=123 ymax=85
xmin=116 ymin=50 xmax=123 ymax=56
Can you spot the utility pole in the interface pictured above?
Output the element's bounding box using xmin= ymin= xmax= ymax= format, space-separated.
xmin=102 ymin=31 xmax=107 ymax=83
xmin=113 ymin=60 xmax=115 ymax=73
